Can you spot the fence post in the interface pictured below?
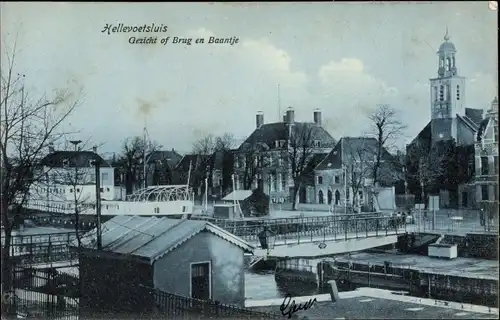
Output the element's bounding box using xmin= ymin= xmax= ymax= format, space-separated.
xmin=344 ymin=221 xmax=348 ymax=241
xmin=366 ymin=219 xmax=368 ymax=237
xmin=29 ymin=235 xmax=33 ymax=259
xmin=297 ymin=222 xmax=300 ymax=245
xmin=355 ymin=220 xmax=358 ymax=239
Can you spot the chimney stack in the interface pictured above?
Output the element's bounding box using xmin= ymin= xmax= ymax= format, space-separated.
xmin=286 ymin=107 xmax=295 ymax=125
xmin=48 ymin=142 xmax=55 ymax=154
xmin=92 ymin=146 xmax=97 ymax=153
xmin=282 ymin=113 xmax=287 ymax=122
xmin=256 ymin=111 xmax=264 ymax=129
xmin=313 ymin=109 xmax=322 ymax=126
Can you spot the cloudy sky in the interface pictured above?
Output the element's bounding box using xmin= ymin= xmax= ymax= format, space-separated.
xmin=1 ymin=2 xmax=497 ymax=155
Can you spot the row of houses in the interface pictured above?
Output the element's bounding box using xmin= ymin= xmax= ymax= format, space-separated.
xmin=106 ymin=107 xmax=401 ymax=211
xmin=33 ymin=94 xmax=497 ymax=211
xmin=31 ymin=32 xmax=497 ymax=211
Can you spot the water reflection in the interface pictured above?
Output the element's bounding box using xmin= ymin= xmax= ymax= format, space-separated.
xmin=245 ymin=270 xmax=327 ymax=300
xmin=245 ymin=270 xmax=360 ymax=301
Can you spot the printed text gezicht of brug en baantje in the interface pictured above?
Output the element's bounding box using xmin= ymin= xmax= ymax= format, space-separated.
xmin=101 ymin=23 xmax=240 ymax=46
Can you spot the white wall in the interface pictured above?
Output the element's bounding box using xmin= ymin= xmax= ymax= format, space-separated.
xmin=29 ymin=166 xmax=115 ymax=202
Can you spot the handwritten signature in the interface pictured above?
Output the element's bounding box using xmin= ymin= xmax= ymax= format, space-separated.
xmin=280 ymin=294 xmax=317 ymax=319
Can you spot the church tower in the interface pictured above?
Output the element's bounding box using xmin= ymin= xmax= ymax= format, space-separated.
xmin=429 ymin=28 xmax=466 ymax=141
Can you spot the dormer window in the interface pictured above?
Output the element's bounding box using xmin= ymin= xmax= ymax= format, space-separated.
xmin=313 ymin=140 xmax=321 ymax=148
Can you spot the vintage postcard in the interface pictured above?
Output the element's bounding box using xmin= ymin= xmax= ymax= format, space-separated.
xmin=1 ymin=2 xmax=498 ymax=319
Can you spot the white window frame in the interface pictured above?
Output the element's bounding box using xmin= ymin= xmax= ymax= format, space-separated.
xmin=189 ymin=261 xmax=212 ymax=300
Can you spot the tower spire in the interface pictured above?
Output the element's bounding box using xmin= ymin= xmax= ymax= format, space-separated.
xmin=444 ymin=26 xmax=450 ymax=42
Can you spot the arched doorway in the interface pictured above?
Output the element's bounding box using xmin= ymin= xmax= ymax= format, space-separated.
xmin=327 ymin=190 xmax=333 ymax=205
xmin=335 ymin=190 xmax=341 ymax=205
xmin=318 ymin=190 xmax=324 ymax=204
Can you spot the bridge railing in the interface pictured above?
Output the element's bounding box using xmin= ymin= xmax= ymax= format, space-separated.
xmin=233 ymin=216 xmax=407 ymax=245
xmin=196 ymin=212 xmax=383 ymax=230
xmin=2 ymin=232 xmax=82 ymax=265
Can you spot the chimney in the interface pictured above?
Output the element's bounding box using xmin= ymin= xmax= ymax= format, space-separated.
xmin=256 ymin=111 xmax=264 ymax=128
xmin=282 ymin=113 xmax=287 ymax=122
xmin=286 ymin=107 xmax=295 ymax=125
xmin=92 ymin=146 xmax=97 ymax=153
xmin=313 ymin=109 xmax=322 ymax=126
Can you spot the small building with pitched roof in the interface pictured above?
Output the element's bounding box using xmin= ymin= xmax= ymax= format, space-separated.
xmin=76 ymin=216 xmax=254 ymax=316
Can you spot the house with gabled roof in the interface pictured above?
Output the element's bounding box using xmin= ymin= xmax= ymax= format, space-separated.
xmin=233 ymin=108 xmax=336 ymax=204
xmin=473 ymin=97 xmax=498 ymax=218
xmin=76 ymin=216 xmax=254 ymax=316
xmin=314 ymin=137 xmax=398 ymax=210
xmin=144 ymin=149 xmax=183 ymax=187
xmin=172 ymin=151 xmax=234 ymax=199
xmin=29 ymin=148 xmax=116 ymax=202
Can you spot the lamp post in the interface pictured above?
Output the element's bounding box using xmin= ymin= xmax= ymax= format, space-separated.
xmin=403 ymin=166 xmax=408 ymax=195
xmin=69 ymin=140 xmax=82 ymax=229
xmin=204 ymin=175 xmax=208 ymax=214
xmin=343 ymin=165 xmax=348 ymax=214
xmin=91 ymin=158 xmax=102 ymax=250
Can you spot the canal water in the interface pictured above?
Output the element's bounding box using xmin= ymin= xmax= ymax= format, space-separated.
xmin=245 ymin=270 xmax=327 ymax=300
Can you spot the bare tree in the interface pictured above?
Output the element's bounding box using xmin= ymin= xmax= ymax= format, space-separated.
xmin=215 ymin=133 xmax=236 ymax=152
xmin=288 ymin=124 xmax=316 ymax=210
xmin=1 ymin=39 xmax=81 ymax=292
xmin=191 ymin=132 xmax=236 ymax=196
xmin=367 ymin=105 xmax=407 ymax=186
xmin=116 ymin=136 xmax=160 ymax=195
xmin=192 ymin=134 xmax=217 ymax=156
xmin=343 ymin=145 xmax=373 ymax=212
xmin=192 ymin=132 xmax=235 ymax=155
xmin=407 ymin=140 xmax=446 ymax=205
xmin=238 ymin=137 xmax=269 ymax=190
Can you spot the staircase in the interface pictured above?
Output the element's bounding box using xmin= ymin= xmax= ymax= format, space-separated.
xmin=248 ymin=256 xmax=265 ymax=269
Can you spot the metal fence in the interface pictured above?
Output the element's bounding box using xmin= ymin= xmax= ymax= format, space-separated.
xmin=2 ymin=266 xmax=79 ymax=319
xmin=1 ymin=232 xmax=82 ymax=266
xmin=141 ymin=285 xmax=280 ymax=319
xmin=409 ymin=209 xmax=498 ymax=234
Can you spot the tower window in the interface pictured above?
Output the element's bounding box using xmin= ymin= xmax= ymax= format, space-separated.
xmin=446 ymin=58 xmax=450 ymax=71
xmin=439 ymin=85 xmax=444 ymax=101
xmin=456 ymin=85 xmax=460 ymax=100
